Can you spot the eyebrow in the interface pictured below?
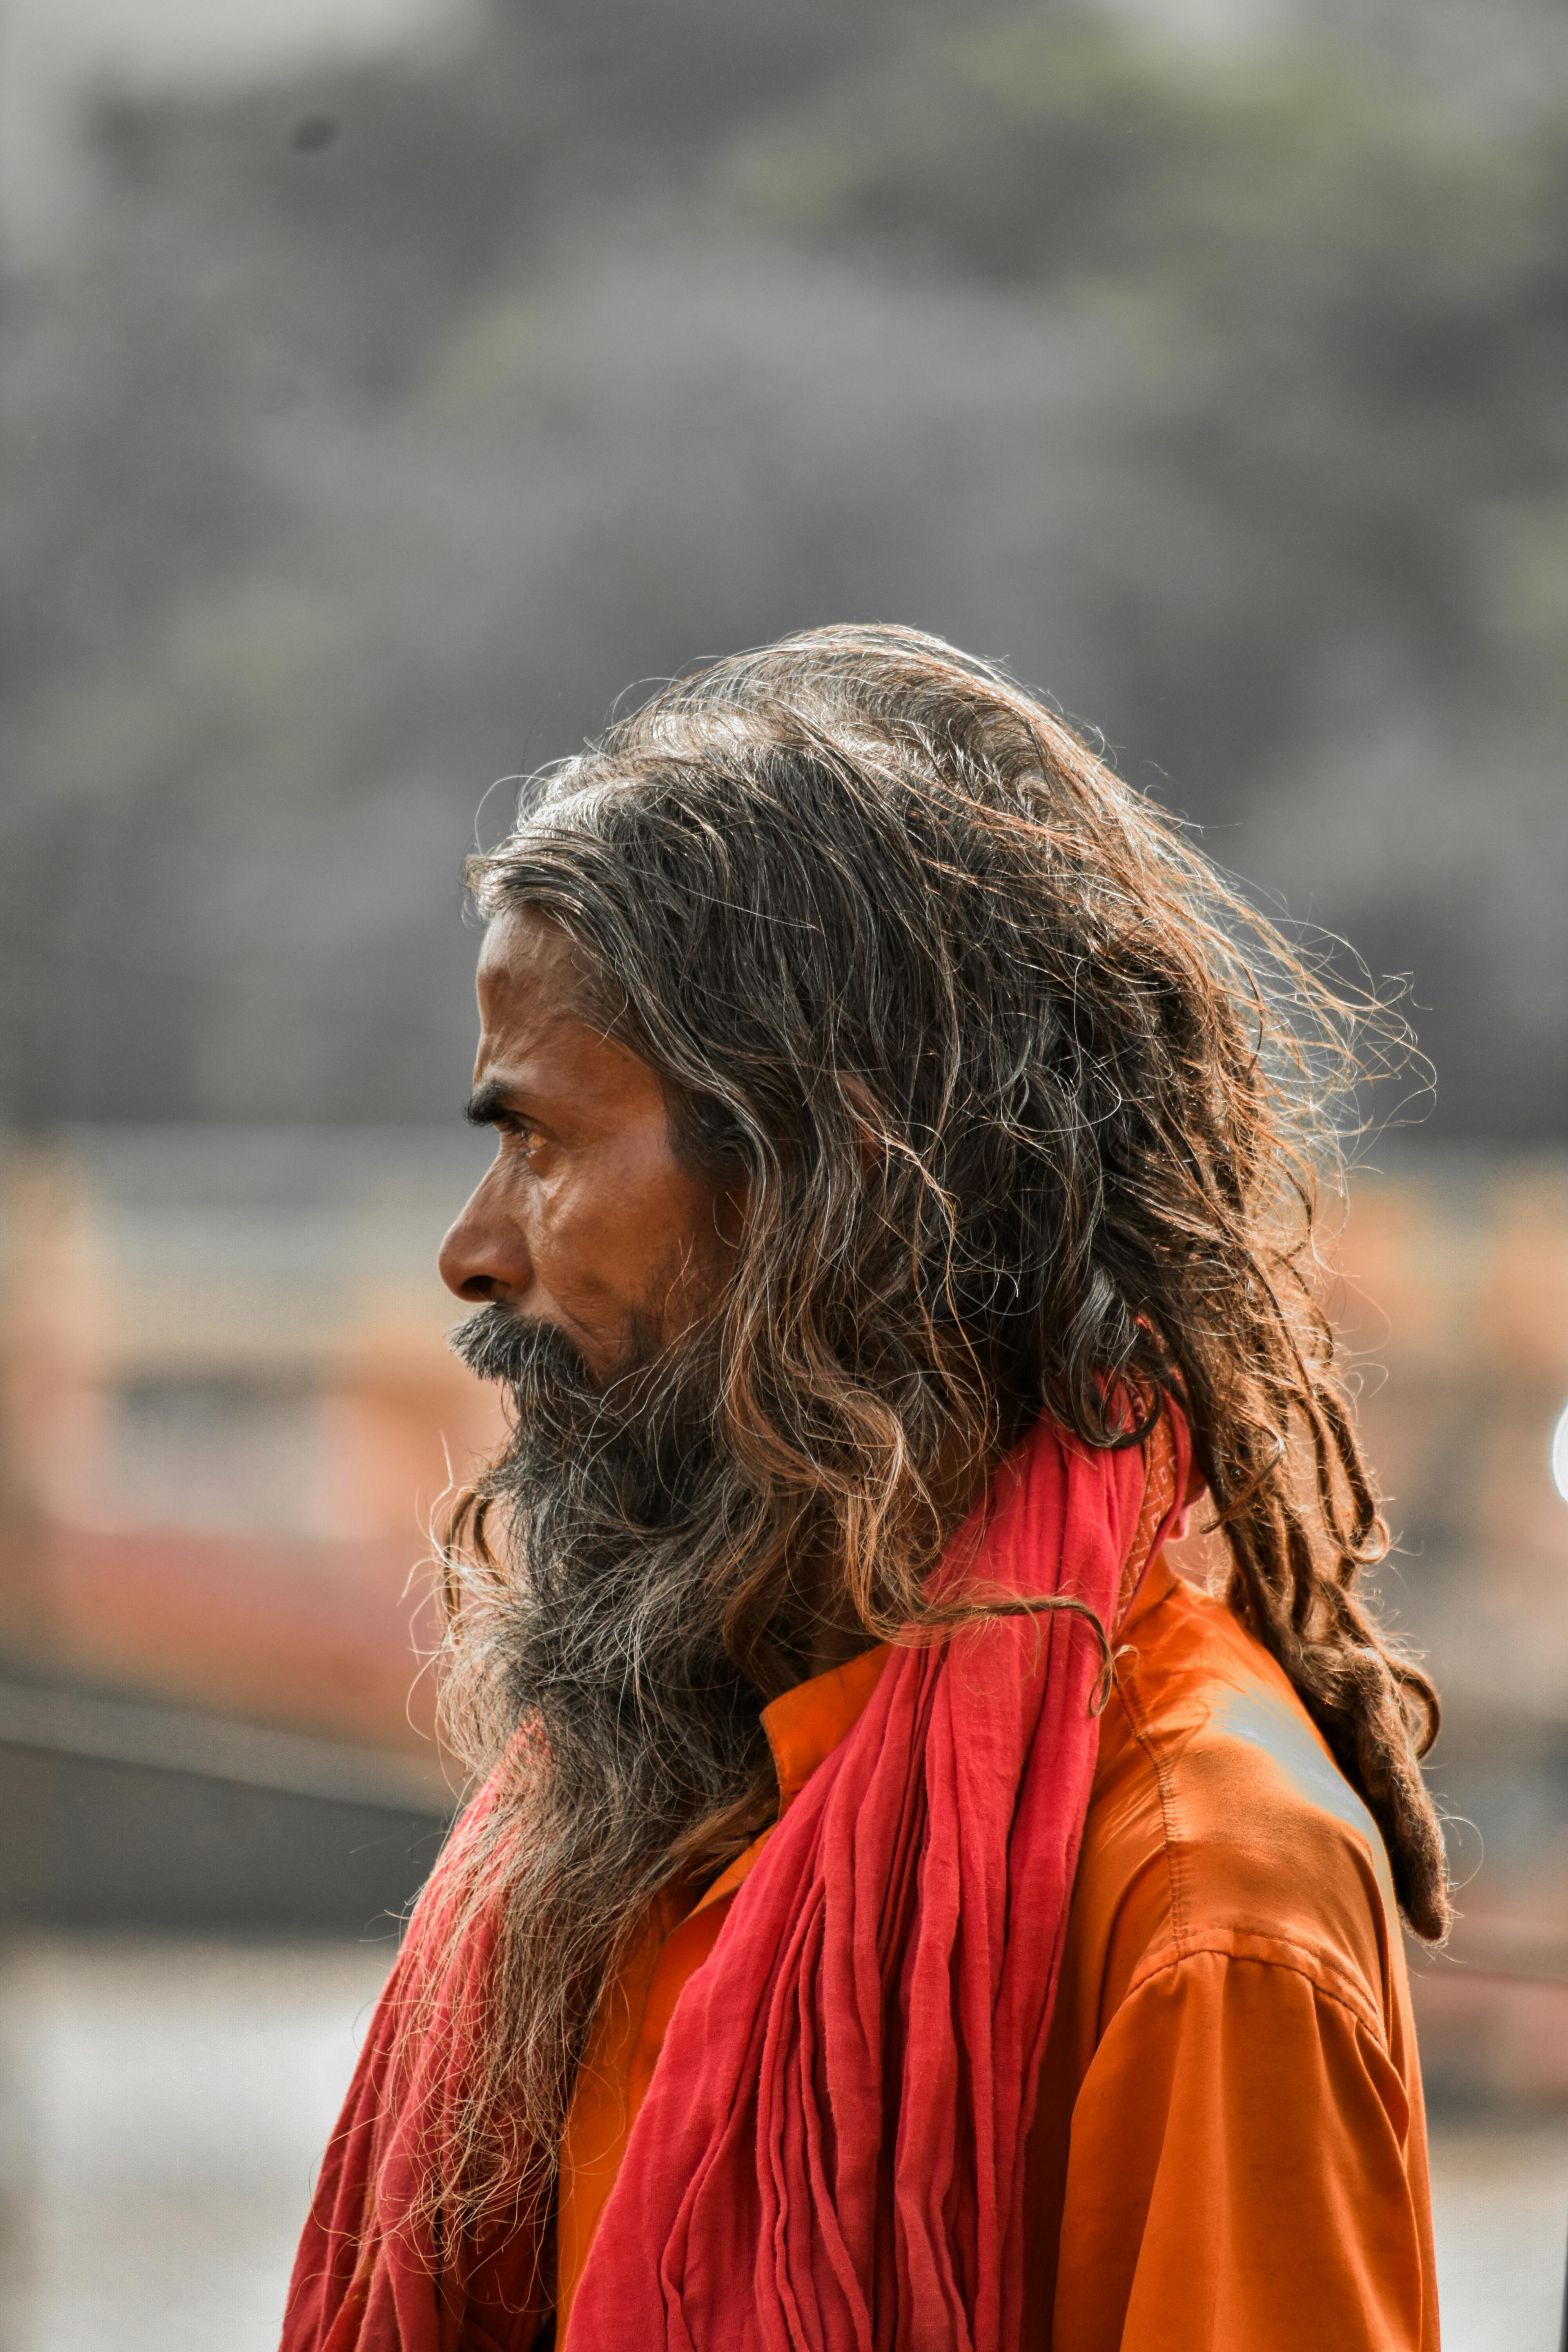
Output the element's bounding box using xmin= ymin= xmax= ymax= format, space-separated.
xmin=464 ymin=1081 xmax=514 ymax=1128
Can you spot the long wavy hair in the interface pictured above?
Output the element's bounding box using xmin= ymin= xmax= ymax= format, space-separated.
xmin=428 ymin=621 xmax=1446 ymax=2249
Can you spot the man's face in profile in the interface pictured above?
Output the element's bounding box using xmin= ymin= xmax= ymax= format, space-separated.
xmin=438 ymin=906 xmax=737 ymax=1388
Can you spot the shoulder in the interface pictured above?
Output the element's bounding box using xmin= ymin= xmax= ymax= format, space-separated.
xmin=1069 ymin=1560 xmax=1403 ymax=2043
xmin=1030 ymin=1572 xmax=1433 ymax=2338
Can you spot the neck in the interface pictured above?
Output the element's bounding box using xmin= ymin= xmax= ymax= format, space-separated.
xmin=803 ymin=1610 xmax=879 ymax=1680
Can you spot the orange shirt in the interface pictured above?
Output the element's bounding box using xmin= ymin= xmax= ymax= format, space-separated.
xmin=555 ymin=1561 xmax=1437 ymax=2349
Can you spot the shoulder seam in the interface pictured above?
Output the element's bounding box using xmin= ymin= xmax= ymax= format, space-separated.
xmin=1125 ymin=1935 xmax=1388 ymax=2045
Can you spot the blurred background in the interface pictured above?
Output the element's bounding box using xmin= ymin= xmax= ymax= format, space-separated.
xmin=0 ymin=0 xmax=1565 ymax=2342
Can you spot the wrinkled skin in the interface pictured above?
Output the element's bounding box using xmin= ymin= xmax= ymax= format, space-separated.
xmin=439 ymin=908 xmax=736 ymax=1380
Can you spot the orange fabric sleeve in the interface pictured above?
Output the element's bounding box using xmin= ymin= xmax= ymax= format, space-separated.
xmin=1044 ymin=1943 xmax=1436 ymax=2352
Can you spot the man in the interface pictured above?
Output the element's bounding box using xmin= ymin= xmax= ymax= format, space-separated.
xmin=284 ymin=626 xmax=1445 ymax=2350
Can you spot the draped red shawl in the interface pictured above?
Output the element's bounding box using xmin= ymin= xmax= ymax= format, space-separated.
xmin=282 ymin=1409 xmax=1189 ymax=2352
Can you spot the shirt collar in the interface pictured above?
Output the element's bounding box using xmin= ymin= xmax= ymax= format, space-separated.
xmin=756 ymin=1547 xmax=1186 ymax=1814
xmin=760 ymin=1644 xmax=891 ymax=1813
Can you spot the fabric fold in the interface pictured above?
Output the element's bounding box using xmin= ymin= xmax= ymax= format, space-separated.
xmin=280 ymin=1408 xmax=1189 ymax=2352
xmin=566 ymin=1410 xmax=1187 ymax=2351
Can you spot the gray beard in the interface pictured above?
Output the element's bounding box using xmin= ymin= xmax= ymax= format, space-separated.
xmin=410 ymin=1304 xmax=781 ymax=2232
xmin=443 ymin=1301 xmax=768 ymax=1901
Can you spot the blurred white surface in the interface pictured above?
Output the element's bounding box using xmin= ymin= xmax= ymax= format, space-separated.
xmin=4 ymin=1935 xmax=1567 ymax=2350
xmin=1430 ymin=2114 xmax=1568 ymax=2352
xmin=5 ymin=1937 xmax=394 ymax=2352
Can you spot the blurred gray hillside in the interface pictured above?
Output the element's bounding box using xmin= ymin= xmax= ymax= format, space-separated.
xmin=2 ymin=0 xmax=1565 ymax=1134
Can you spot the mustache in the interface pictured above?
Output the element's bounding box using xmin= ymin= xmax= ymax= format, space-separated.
xmin=448 ymin=1297 xmax=731 ymax=1557
xmin=450 ymin=1301 xmax=716 ymax=1443
xmin=450 ymin=1303 xmax=599 ymax=1394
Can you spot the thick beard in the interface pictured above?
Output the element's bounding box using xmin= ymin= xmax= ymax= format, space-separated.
xmin=445 ymin=1301 xmax=763 ymax=1784
xmin=433 ymin=1301 xmax=770 ymax=2227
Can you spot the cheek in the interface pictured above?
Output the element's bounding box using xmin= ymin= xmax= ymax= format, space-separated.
xmin=558 ymin=1151 xmax=715 ymax=1314
xmin=528 ymin=1170 xmax=657 ymax=1315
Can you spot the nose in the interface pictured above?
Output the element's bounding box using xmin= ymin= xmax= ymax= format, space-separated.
xmin=438 ymin=1176 xmax=531 ymax=1305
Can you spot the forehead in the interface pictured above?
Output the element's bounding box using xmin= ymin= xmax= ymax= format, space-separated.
xmin=475 ymin=905 xmax=590 ymax=1020
xmin=472 ymin=907 xmax=657 ymax=1109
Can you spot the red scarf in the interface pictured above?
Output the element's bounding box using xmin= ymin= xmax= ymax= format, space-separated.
xmin=282 ymin=1410 xmax=1188 ymax=2351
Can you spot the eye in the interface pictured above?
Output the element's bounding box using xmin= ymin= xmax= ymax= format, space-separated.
xmin=502 ymin=1118 xmax=546 ymax=1161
